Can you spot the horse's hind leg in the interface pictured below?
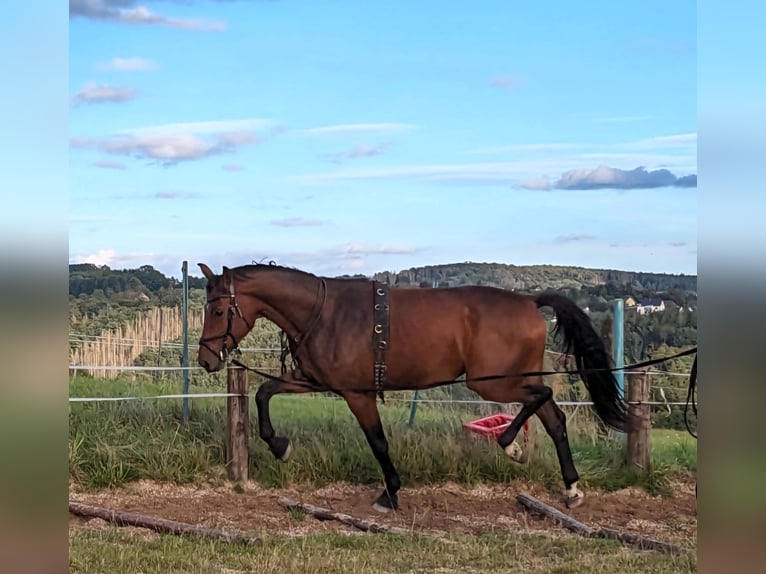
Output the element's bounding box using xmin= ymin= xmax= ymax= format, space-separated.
xmin=493 ymin=382 xmax=553 ymax=463
xmin=534 ymin=399 xmax=584 ymax=508
xmin=473 ymin=380 xmax=584 ymax=508
xmin=343 ymin=392 xmax=402 ymax=512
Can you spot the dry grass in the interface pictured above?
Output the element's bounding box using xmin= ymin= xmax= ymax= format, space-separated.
xmin=70 ymin=306 xmax=204 ymax=378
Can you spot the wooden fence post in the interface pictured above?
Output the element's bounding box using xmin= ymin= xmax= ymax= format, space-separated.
xmin=627 ymin=367 xmax=651 ymax=472
xmin=226 ymin=364 xmax=249 ymax=482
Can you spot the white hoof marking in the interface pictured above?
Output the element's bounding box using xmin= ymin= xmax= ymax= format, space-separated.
xmin=564 ymin=482 xmax=585 ymax=508
xmin=372 ymin=502 xmax=392 ymax=514
xmin=280 ymin=441 xmax=292 ymax=462
xmin=504 ymin=441 xmax=524 ymax=462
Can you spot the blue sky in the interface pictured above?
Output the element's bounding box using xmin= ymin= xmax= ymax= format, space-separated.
xmin=69 ymin=0 xmax=696 ymax=279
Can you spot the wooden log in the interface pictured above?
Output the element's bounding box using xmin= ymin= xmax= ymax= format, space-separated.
xmin=627 ymin=367 xmax=651 ymax=473
xmin=226 ymin=364 xmax=249 ymax=482
xmin=69 ymin=502 xmax=261 ymax=545
xmin=516 ymin=493 xmax=686 ymax=555
xmin=517 ymin=493 xmax=596 ymax=536
xmin=278 ymin=497 xmax=412 ymax=536
xmin=594 ymin=526 xmax=685 ymax=554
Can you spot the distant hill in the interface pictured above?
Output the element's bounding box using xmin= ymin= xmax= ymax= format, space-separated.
xmin=372 ymin=262 xmax=696 ymax=294
xmin=68 ymin=261 xmax=697 ymax=302
xmin=69 ymin=263 xmax=206 ymax=299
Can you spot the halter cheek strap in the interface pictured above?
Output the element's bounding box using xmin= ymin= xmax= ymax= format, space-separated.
xmin=199 ymin=279 xmax=254 ymax=361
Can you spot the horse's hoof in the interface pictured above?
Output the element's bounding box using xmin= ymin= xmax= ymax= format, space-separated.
xmin=280 ymin=440 xmax=293 ymax=462
xmin=564 ymin=483 xmax=584 ymax=508
xmin=372 ymin=490 xmax=398 ymax=513
xmin=504 ymin=441 xmax=526 ymax=463
xmin=272 ymin=437 xmax=292 ymax=462
xmin=566 ymin=493 xmax=584 ymax=508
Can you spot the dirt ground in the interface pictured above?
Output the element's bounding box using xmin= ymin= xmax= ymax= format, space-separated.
xmin=69 ymin=478 xmax=697 ymax=549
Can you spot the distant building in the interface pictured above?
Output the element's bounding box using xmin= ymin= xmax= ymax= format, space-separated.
xmin=636 ymin=297 xmax=665 ymax=314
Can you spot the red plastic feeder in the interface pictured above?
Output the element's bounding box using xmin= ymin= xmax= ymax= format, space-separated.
xmin=462 ymin=413 xmax=529 ymax=441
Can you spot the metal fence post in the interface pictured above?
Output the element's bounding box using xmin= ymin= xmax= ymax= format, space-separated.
xmin=181 ymin=261 xmax=190 ymax=423
xmin=612 ymin=298 xmax=625 ymax=442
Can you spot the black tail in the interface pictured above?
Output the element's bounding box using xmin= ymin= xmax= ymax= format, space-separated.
xmin=535 ymin=292 xmax=633 ymax=433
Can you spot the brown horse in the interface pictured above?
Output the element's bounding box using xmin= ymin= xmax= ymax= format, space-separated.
xmin=196 ymin=262 xmax=634 ymax=512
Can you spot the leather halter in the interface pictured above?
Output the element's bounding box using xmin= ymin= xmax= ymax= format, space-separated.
xmin=200 ymin=274 xmax=328 ymax=370
xmin=198 ymin=279 xmax=253 ymax=362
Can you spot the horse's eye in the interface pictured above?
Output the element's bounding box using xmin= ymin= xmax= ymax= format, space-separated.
xmin=214 ymin=309 xmax=224 ymax=317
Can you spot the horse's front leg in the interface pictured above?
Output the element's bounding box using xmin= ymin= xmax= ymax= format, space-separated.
xmin=255 ymin=375 xmax=316 ymax=461
xmin=343 ymin=391 xmax=402 ymax=512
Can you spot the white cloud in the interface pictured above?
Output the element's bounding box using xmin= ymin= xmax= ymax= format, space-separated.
xmin=70 ymin=216 xmax=120 ymax=223
xmin=72 ymin=248 xmax=117 ymax=266
xmin=491 ymin=75 xmax=523 ymax=89
xmin=468 ymin=132 xmax=696 ymax=158
xmin=555 ymin=233 xmax=598 ymax=244
xmin=628 ymin=132 xmax=697 ymax=149
xmin=296 ymin=159 xmax=698 ymax=188
xmin=295 ymin=162 xmax=532 ymax=185
xmin=295 ymin=123 xmax=414 ymax=137
xmin=592 ymin=115 xmax=652 ymax=124
xmin=72 ymin=83 xmax=137 ymax=105
xmin=102 ymin=57 xmax=157 ymax=71
xmin=519 ymin=176 xmax=553 ymax=190
xmin=70 ymin=119 xmax=268 ymax=165
xmin=339 ymin=243 xmax=418 ymax=255
xmin=92 ymin=159 xmax=127 ymax=170
xmin=554 ymin=166 xmax=696 ymax=190
xmin=471 ymin=143 xmax=582 ymax=155
xmin=72 ymin=134 xmax=252 ymax=164
xmin=270 ymin=217 xmax=328 ymax=227
xmin=69 ymin=1 xmax=225 ymax=31
xmin=120 ymin=118 xmax=274 ymax=137
xmin=321 ymin=143 xmax=389 ymax=164
xmin=295 ymin=129 xmax=697 ymax=188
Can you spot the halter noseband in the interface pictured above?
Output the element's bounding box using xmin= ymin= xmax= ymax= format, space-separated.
xmin=198 ymin=279 xmax=253 ymax=362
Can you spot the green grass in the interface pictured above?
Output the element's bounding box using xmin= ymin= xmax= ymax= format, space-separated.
xmin=69 ymin=376 xmax=696 ymax=493
xmin=69 ymin=528 xmax=696 ymax=574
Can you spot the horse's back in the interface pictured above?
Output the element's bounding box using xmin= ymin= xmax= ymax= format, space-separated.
xmin=391 ymin=284 xmax=538 ymax=318
xmin=383 ymin=284 xmax=545 ymax=383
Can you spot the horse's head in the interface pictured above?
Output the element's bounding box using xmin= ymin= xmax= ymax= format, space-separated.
xmin=197 ymin=263 xmax=255 ymax=372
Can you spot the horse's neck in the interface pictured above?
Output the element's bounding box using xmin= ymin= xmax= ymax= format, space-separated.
xmin=240 ymin=270 xmax=321 ymax=334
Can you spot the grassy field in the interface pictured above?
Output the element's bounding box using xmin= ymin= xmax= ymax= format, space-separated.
xmin=69 ymin=528 xmax=696 ymax=574
xmin=69 ymin=375 xmax=696 ymax=494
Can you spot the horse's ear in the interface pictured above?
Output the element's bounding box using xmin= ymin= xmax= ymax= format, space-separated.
xmin=198 ymin=263 xmax=215 ymax=279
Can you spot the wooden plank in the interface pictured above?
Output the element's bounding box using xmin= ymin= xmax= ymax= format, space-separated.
xmin=69 ymin=502 xmax=261 ymax=545
xmin=595 ymin=526 xmax=685 ymax=554
xmin=517 ymin=493 xmax=596 ymax=536
xmin=278 ymin=497 xmax=413 ymax=535
xmin=517 ymin=493 xmax=686 ymax=555
xmin=226 ymin=364 xmax=249 ymax=482
xmin=627 ymin=367 xmax=651 ymax=472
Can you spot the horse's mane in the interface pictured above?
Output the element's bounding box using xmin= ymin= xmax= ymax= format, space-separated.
xmin=233 ymin=260 xmax=319 ymax=281
xmin=232 ymin=260 xmax=373 ymax=285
